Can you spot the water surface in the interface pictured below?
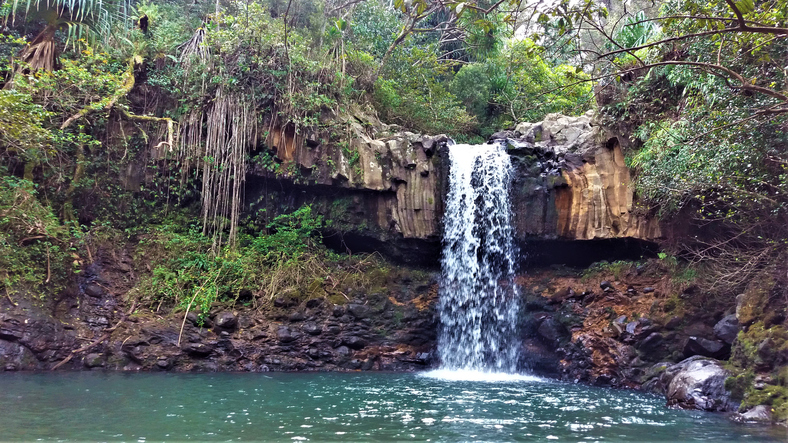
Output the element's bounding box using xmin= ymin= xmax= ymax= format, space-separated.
xmin=0 ymin=371 xmax=784 ymax=442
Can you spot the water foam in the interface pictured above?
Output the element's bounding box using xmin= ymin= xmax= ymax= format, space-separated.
xmin=419 ymin=369 xmax=543 ymax=383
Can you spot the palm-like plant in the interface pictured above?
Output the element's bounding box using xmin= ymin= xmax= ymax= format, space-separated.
xmin=3 ymin=0 xmax=134 ymax=71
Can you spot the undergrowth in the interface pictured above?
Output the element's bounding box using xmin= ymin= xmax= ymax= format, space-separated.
xmin=134 ymin=204 xmax=401 ymax=321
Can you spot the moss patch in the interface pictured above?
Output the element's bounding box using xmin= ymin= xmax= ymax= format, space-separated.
xmin=737 ymin=274 xmax=776 ymax=326
xmin=730 ymin=322 xmax=788 ymax=371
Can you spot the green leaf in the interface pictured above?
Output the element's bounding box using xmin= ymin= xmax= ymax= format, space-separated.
xmin=734 ymin=0 xmax=755 ymax=14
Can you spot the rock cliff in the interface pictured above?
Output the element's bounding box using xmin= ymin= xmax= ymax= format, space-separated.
xmin=249 ymin=112 xmax=660 ymax=265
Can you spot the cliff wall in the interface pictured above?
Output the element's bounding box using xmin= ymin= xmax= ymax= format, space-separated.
xmin=249 ymin=112 xmax=660 ymax=264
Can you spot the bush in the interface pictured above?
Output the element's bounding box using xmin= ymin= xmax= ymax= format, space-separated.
xmin=0 ymin=174 xmax=69 ymax=292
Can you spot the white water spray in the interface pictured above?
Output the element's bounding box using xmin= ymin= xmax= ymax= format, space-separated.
xmin=437 ymin=142 xmax=520 ymax=373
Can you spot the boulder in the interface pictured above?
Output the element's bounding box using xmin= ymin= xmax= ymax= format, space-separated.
xmin=181 ymin=342 xmax=214 ymax=357
xmin=335 ymin=345 xmax=351 ymax=356
xmin=664 ymin=316 xmax=681 ymax=330
xmin=302 ymin=322 xmax=322 ymax=336
xmin=186 ymin=312 xmax=212 ymax=327
xmin=84 ymin=283 xmax=104 ymax=298
xmin=346 ymin=304 xmax=370 ymax=319
xmin=638 ymin=332 xmax=664 ymax=352
xmin=713 ymin=315 xmax=739 ymax=345
xmin=664 ymin=356 xmax=737 ymax=412
xmin=83 ymin=353 xmax=104 ymax=368
xmin=733 ymin=405 xmax=772 ymax=423
xmin=683 ymin=336 xmax=728 ymax=359
xmin=343 ymin=336 xmax=367 ymax=350
xmin=214 ymin=312 xmax=237 ymax=330
xmin=288 ymin=312 xmax=306 ymax=322
xmin=537 ymin=316 xmax=568 ymax=346
xmin=276 ymin=326 xmax=299 ymax=343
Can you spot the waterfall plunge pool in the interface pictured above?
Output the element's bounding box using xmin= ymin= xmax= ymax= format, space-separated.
xmin=1 ymin=371 xmax=784 ymax=442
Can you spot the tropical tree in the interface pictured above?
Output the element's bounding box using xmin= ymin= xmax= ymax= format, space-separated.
xmin=2 ymin=0 xmax=138 ymax=72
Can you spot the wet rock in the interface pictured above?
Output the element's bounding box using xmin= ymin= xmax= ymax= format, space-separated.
xmin=343 ymin=336 xmax=367 ymax=350
xmin=753 ymin=374 xmax=773 ymax=390
xmin=733 ymin=405 xmax=772 ymax=423
xmin=347 ymin=304 xmax=370 ymax=319
xmin=344 ymin=359 xmax=363 ymax=370
xmin=83 ymin=353 xmax=104 ymax=368
xmin=277 ymin=326 xmax=299 ymax=343
xmin=302 ymin=322 xmax=322 ymax=336
xmin=665 ymin=356 xmax=737 ymax=412
xmin=638 ymin=332 xmax=664 ymax=352
xmin=664 ymin=316 xmax=682 ymax=330
xmin=186 ymin=312 xmax=201 ymax=327
xmin=537 ymin=316 xmax=567 ymax=346
xmin=643 ymin=287 xmax=655 ymax=294
xmin=84 ymin=283 xmax=104 ymax=298
xmin=713 ymin=315 xmax=739 ymax=345
xmin=156 ymin=359 xmax=171 ymax=369
xmin=289 ymin=312 xmax=306 ymax=322
xmin=332 ymin=305 xmax=345 ymax=317
xmin=214 ymin=312 xmax=237 ymax=330
xmin=625 ymin=321 xmax=639 ymax=335
xmin=600 ymin=281 xmax=613 ymax=291
xmin=641 ymin=362 xmax=672 ymax=393
xmin=683 ymin=336 xmax=727 ymax=359
xmin=181 ymin=342 xmax=214 ymax=357
xmin=335 ymin=346 xmax=351 ymax=356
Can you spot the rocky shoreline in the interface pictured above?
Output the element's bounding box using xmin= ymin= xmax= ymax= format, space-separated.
xmin=2 ymin=248 xmax=778 ymax=425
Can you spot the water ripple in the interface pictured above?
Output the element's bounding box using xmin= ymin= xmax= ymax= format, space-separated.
xmin=0 ymin=372 xmax=785 ymax=442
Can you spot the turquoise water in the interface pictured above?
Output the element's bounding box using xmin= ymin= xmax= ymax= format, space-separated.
xmin=0 ymin=371 xmax=784 ymax=442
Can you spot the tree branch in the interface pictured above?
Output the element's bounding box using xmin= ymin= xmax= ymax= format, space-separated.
xmin=624 ymin=15 xmax=769 ymax=28
xmin=600 ymin=24 xmax=788 ymax=60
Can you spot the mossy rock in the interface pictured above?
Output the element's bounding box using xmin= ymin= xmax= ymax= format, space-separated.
xmin=737 ymin=273 xmax=776 ymax=326
xmin=730 ymin=322 xmax=788 ymax=371
xmin=742 ymin=385 xmax=788 ymax=422
xmin=725 ymin=370 xmax=755 ymax=401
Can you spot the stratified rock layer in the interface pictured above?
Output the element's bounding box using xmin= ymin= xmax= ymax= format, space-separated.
xmin=505 ymin=112 xmax=660 ymax=241
xmin=250 ymin=111 xmax=659 ymax=264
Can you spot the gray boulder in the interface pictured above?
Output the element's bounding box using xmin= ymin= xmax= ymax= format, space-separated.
xmin=346 ymin=304 xmax=370 ymax=319
xmin=276 ymin=326 xmax=299 ymax=343
xmin=683 ymin=336 xmax=728 ymax=359
xmin=733 ymin=405 xmax=772 ymax=423
xmin=664 ymin=356 xmax=738 ymax=412
xmin=214 ymin=311 xmax=237 ymax=330
xmin=713 ymin=315 xmax=740 ymax=344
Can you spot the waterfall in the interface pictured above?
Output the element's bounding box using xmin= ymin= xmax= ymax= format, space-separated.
xmin=438 ymin=142 xmax=519 ymax=373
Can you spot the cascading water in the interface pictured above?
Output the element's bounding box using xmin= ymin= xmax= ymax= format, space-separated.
xmin=437 ymin=141 xmax=520 ymax=373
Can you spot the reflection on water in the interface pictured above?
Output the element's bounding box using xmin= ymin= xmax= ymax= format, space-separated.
xmin=0 ymin=372 xmax=785 ymax=442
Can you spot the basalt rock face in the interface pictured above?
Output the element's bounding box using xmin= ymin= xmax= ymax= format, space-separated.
xmin=248 ymin=111 xmax=659 ymax=265
xmin=498 ymin=112 xmax=661 ymax=244
xmin=247 ymin=111 xmax=447 ymax=265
